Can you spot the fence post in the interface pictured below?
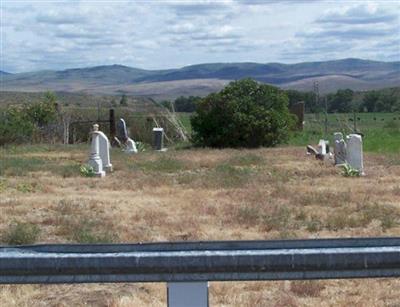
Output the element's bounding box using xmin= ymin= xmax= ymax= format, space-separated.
xmin=109 ymin=109 xmax=116 ymax=139
xmin=167 ymin=282 xmax=209 ymax=307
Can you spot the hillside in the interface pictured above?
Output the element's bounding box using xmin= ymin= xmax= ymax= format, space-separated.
xmin=1 ymin=59 xmax=399 ymax=100
xmin=0 ymin=91 xmax=155 ymax=112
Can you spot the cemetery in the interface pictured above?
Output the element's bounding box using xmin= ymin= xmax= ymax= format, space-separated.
xmin=0 ymin=74 xmax=399 ymax=307
xmin=1 ymin=111 xmax=400 ymax=304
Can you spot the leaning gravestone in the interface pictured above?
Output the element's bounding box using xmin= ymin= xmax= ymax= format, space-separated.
xmin=98 ymin=130 xmax=113 ymax=172
xmin=117 ymin=118 xmax=128 ymax=142
xmin=346 ymin=134 xmax=364 ymax=175
xmin=88 ymin=124 xmax=105 ymax=177
xmin=117 ymin=118 xmax=138 ymax=154
xmin=333 ymin=132 xmax=346 ymax=165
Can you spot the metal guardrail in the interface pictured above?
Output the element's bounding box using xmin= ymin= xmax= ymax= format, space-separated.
xmin=1 ymin=237 xmax=400 ymax=284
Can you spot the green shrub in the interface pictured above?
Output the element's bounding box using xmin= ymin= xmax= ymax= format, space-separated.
xmin=3 ymin=222 xmax=40 ymax=245
xmin=191 ymin=78 xmax=294 ymax=148
xmin=80 ymin=164 xmax=95 ymax=177
xmin=341 ymin=163 xmax=360 ymax=177
xmin=0 ymin=91 xmax=58 ymax=145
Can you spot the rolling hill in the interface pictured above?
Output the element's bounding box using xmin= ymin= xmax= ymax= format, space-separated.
xmin=1 ymin=58 xmax=399 ymax=100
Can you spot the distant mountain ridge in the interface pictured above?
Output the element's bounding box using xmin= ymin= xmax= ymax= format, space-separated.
xmin=1 ymin=58 xmax=399 ymax=100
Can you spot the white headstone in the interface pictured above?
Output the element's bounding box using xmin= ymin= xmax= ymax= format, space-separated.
xmin=318 ymin=139 xmax=327 ymax=155
xmin=125 ymin=137 xmax=138 ymax=154
xmin=88 ymin=124 xmax=105 ymax=177
xmin=98 ymin=131 xmax=113 ymax=172
xmin=346 ymin=134 xmax=364 ymax=175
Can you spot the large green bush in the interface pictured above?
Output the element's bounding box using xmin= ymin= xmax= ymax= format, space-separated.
xmin=191 ymin=79 xmax=294 ymax=148
xmin=0 ymin=91 xmax=58 ymax=145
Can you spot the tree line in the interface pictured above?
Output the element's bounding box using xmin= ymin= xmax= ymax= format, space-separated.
xmin=162 ymin=87 xmax=400 ymax=114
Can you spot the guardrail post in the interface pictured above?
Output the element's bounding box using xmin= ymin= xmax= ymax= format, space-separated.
xmin=167 ymin=282 xmax=209 ymax=307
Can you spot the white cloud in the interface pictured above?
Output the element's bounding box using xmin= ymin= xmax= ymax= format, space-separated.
xmin=0 ymin=0 xmax=399 ymax=73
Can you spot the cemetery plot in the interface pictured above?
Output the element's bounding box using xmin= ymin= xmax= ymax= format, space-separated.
xmin=288 ymin=112 xmax=400 ymax=153
xmin=1 ymin=144 xmax=400 ymax=305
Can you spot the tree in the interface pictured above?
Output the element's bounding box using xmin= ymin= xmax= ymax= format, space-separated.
xmin=375 ymin=92 xmax=397 ymax=112
xmin=285 ymin=90 xmax=318 ymax=113
xmin=362 ymin=90 xmax=380 ymax=112
xmin=191 ymin=79 xmax=294 ymax=148
xmin=328 ymin=89 xmax=354 ymax=113
xmin=161 ymin=96 xmax=200 ymax=112
xmin=25 ymin=91 xmax=58 ymax=127
xmin=119 ymin=94 xmax=128 ymax=106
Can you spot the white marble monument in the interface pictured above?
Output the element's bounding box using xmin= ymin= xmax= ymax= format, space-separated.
xmin=98 ymin=130 xmax=113 ymax=172
xmin=346 ymin=134 xmax=364 ymax=175
xmin=88 ymin=124 xmax=105 ymax=177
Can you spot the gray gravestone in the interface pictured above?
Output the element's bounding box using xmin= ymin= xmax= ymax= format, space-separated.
xmin=117 ymin=118 xmax=128 ymax=142
xmin=346 ymin=134 xmax=364 ymax=175
xmin=333 ymin=132 xmax=346 ymax=165
xmin=153 ymin=127 xmax=165 ymax=151
xmin=335 ymin=139 xmax=347 ymax=165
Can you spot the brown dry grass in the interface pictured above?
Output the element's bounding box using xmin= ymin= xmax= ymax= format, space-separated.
xmin=1 ymin=145 xmax=400 ymax=306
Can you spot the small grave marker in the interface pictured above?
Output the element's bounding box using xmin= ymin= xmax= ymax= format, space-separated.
xmin=153 ymin=127 xmax=166 ymax=151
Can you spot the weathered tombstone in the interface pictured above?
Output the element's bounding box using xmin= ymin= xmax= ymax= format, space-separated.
xmin=117 ymin=118 xmax=128 ymax=142
xmin=346 ymin=134 xmax=364 ymax=175
xmin=333 ymin=132 xmax=346 ymax=165
xmin=98 ymin=130 xmax=113 ymax=172
xmin=289 ymin=102 xmax=305 ymax=130
xmin=335 ymin=139 xmax=347 ymax=166
xmin=88 ymin=124 xmax=105 ymax=177
xmin=153 ymin=127 xmax=166 ymax=151
xmin=116 ymin=118 xmax=138 ymax=154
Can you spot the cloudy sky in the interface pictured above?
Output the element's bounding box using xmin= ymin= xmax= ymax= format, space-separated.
xmin=1 ymin=0 xmax=399 ymax=73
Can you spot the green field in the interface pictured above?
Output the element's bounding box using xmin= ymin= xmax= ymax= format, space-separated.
xmin=178 ymin=112 xmax=400 ymax=154
xmin=289 ymin=113 xmax=400 ymax=154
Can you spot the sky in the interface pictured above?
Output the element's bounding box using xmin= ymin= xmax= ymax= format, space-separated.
xmin=1 ymin=0 xmax=399 ymax=73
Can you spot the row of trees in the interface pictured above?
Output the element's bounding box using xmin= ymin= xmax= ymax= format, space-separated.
xmin=163 ymin=88 xmax=400 ymax=114
xmin=289 ymin=88 xmax=400 ymax=113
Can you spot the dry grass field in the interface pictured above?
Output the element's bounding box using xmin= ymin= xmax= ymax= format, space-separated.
xmin=1 ymin=144 xmax=400 ymax=306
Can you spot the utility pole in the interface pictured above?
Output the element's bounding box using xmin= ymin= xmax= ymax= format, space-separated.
xmin=324 ymin=96 xmax=328 ymax=138
xmin=97 ymin=101 xmax=100 ymax=121
xmin=313 ymin=81 xmax=320 ymax=120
